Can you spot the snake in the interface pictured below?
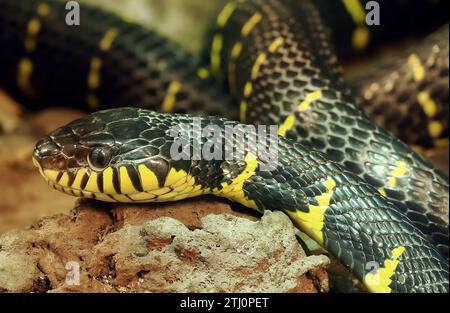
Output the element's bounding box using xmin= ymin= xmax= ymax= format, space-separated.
xmin=209 ymin=0 xmax=449 ymax=256
xmin=0 ymin=0 xmax=448 ymax=292
xmin=347 ymin=25 xmax=449 ymax=149
xmin=0 ymin=0 xmax=236 ymax=118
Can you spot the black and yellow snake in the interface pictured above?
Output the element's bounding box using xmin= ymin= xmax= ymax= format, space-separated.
xmin=0 ymin=0 xmax=448 ymax=293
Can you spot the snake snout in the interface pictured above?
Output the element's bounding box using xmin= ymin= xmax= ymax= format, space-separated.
xmin=34 ymin=136 xmax=60 ymax=158
xmin=33 ymin=135 xmax=68 ymax=172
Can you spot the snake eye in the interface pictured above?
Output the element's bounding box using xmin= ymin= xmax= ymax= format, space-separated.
xmin=88 ymin=146 xmax=112 ymax=170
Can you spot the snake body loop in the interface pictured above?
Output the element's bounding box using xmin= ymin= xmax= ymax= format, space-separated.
xmin=0 ymin=0 xmax=236 ymax=118
xmin=211 ymin=0 xmax=449 ymax=258
xmin=348 ymin=25 xmax=449 ymax=148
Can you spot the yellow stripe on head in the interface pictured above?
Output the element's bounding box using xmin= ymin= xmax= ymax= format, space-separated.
xmin=138 ymin=164 xmax=159 ymax=191
xmin=43 ymin=169 xmax=59 ymax=182
xmin=71 ymin=168 xmax=88 ymax=190
xmin=84 ymin=171 xmax=100 ymax=193
xmin=102 ymin=167 xmax=116 ymax=194
xmin=58 ymin=172 xmax=70 ymax=187
xmin=119 ymin=166 xmax=138 ymax=194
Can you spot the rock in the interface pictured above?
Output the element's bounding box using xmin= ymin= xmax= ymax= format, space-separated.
xmin=0 ymin=198 xmax=330 ymax=293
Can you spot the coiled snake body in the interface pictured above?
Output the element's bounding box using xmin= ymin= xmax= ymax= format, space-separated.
xmin=0 ymin=0 xmax=449 ymax=292
xmin=349 ymin=25 xmax=449 ymax=149
xmin=209 ymin=0 xmax=449 ymax=257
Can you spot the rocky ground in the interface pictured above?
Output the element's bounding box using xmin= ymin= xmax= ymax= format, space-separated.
xmin=0 ymin=199 xmax=330 ymax=293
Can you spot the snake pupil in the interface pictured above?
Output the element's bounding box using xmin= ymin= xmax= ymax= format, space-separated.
xmin=88 ymin=146 xmax=112 ymax=170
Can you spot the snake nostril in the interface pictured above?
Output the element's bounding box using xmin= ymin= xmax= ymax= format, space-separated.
xmin=35 ymin=137 xmax=60 ymax=157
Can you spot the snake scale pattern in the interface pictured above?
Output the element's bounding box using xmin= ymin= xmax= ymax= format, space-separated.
xmin=209 ymin=0 xmax=449 ymax=257
xmin=349 ymin=25 xmax=449 ymax=149
xmin=0 ymin=0 xmax=448 ymax=292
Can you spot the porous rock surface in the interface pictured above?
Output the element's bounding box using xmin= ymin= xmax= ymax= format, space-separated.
xmin=0 ymin=198 xmax=330 ymax=293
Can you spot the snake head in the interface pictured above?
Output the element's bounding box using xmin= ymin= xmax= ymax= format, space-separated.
xmin=33 ymin=107 xmax=196 ymax=202
xmin=32 ymin=109 xmax=121 ymax=200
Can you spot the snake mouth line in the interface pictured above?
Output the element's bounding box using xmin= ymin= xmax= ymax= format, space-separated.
xmin=33 ymin=156 xmax=95 ymax=199
xmin=33 ymin=156 xmax=205 ymax=203
xmin=40 ymin=174 xmax=198 ymax=203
